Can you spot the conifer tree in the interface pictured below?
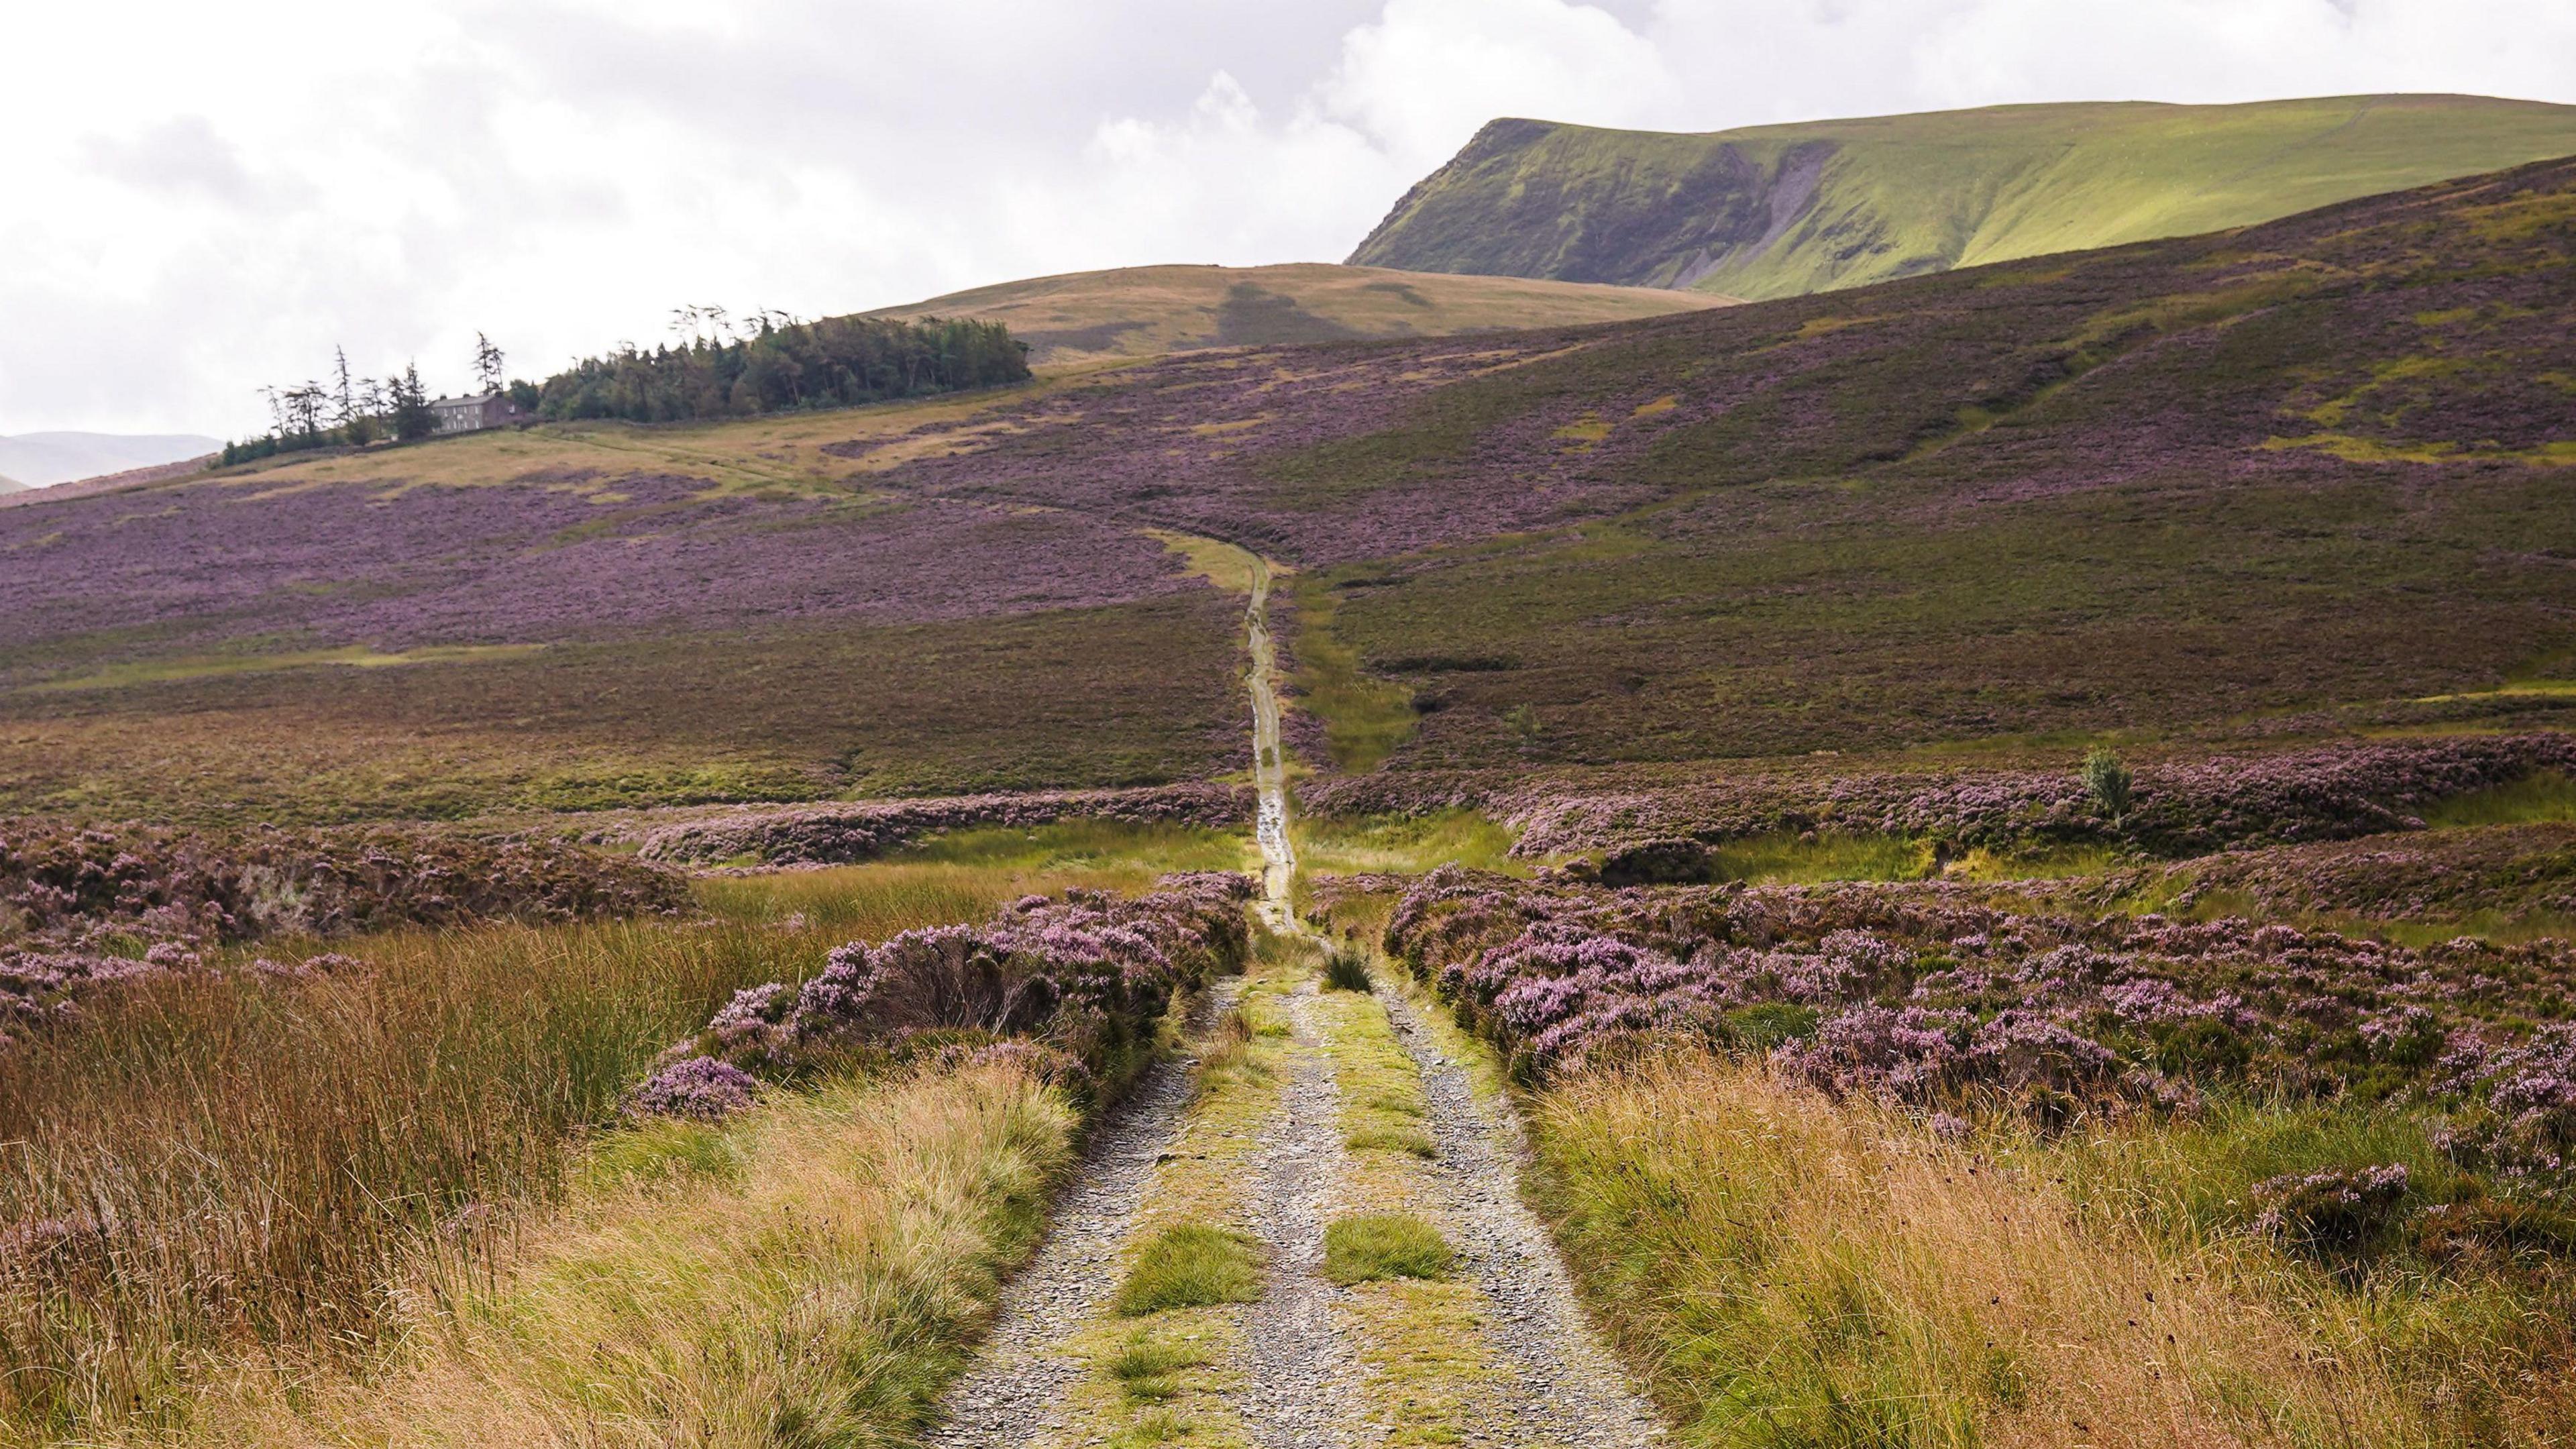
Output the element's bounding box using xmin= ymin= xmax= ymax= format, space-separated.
xmin=390 ymin=364 xmax=437 ymax=441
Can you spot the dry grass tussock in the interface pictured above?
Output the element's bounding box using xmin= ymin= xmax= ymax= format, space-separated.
xmin=181 ymin=1061 xmax=1073 ymax=1448
xmin=1533 ymin=1053 xmax=2530 ymax=1448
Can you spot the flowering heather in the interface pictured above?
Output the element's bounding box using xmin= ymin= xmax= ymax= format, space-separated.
xmin=625 ymin=1055 xmax=761 ymax=1121
xmin=1379 ymin=865 xmax=2576 ymax=1169
xmin=634 ymin=784 xmax=1251 ymax=867
xmin=822 ymin=161 xmax=2576 ymax=572
xmin=1306 ymin=733 xmax=2576 ymax=861
xmin=2253 ymin=1164 xmax=2414 ymax=1254
xmin=0 ymin=473 xmax=1208 ymax=673
xmin=637 ymin=871 xmax=1252 ymax=1116
xmin=0 ymin=818 xmax=686 ymax=952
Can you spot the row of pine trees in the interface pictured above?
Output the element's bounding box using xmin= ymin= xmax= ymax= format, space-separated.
xmin=221 ymin=313 xmax=1028 ymax=466
xmin=533 ymin=313 xmax=1028 ymax=423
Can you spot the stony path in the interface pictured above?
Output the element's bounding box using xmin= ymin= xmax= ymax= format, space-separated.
xmin=1236 ymin=987 xmax=1368 ymax=1448
xmin=1380 ymin=988 xmax=1667 ymax=1446
xmin=923 ymin=981 xmax=1239 ymax=1448
xmin=925 ymin=537 xmax=1662 ymax=1447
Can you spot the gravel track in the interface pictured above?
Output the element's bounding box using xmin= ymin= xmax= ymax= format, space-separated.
xmin=1236 ymin=985 xmax=1370 ymax=1448
xmin=1379 ymin=987 xmax=1668 ymax=1446
xmin=923 ymin=980 xmax=1239 ymax=1448
xmin=926 ymin=539 xmax=1663 ymax=1446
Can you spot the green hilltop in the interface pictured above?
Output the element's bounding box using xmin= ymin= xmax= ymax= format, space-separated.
xmin=1348 ymin=93 xmax=2576 ymax=299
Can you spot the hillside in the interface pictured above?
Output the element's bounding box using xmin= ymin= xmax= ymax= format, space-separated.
xmin=1348 ymin=93 xmax=2576 ymax=300
xmin=0 ymin=475 xmax=23 ymax=493
xmin=863 ymin=261 xmax=1722 ymax=364
xmin=0 ymin=431 xmax=220 ymax=487
xmin=1 ymin=157 xmax=2569 ymax=822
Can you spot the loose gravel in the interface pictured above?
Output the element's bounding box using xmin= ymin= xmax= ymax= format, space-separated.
xmin=1236 ymin=985 xmax=1371 ymax=1448
xmin=924 ymin=981 xmax=1238 ymax=1448
xmin=1379 ymin=986 xmax=1668 ymax=1446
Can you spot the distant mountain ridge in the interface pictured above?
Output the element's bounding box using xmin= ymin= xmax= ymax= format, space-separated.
xmin=1350 ymin=93 xmax=2576 ymax=300
xmin=865 ymin=262 xmax=1723 ymax=364
xmin=0 ymin=432 xmax=221 ymax=488
xmin=0 ymin=474 xmax=23 ymax=493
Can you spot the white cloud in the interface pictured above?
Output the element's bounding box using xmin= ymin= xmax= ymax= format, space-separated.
xmin=1321 ymin=0 xmax=1681 ymax=166
xmin=0 ymin=0 xmax=2568 ymax=437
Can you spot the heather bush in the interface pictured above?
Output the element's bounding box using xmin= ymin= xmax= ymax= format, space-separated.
xmin=0 ymin=818 xmax=685 ymax=951
xmin=635 ymin=785 xmax=1251 ymax=867
xmin=1310 ymin=732 xmax=2576 ymax=863
xmin=625 ymin=1055 xmax=761 ymax=1122
xmin=639 ymin=872 xmax=1253 ymax=1115
xmin=2252 ymin=1163 xmax=2413 ymax=1256
xmin=1379 ymin=864 xmax=2576 ymax=1136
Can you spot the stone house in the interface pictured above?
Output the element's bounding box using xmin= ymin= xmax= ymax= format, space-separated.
xmin=428 ymin=393 xmax=528 ymax=435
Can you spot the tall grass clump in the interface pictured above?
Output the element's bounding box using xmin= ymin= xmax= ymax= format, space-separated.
xmin=1323 ymin=947 xmax=1376 ymax=993
xmin=186 ymin=1062 xmax=1074 ymax=1446
xmin=1529 ymin=1052 xmax=2570 ymax=1447
xmin=0 ymin=918 xmax=809 ymax=1437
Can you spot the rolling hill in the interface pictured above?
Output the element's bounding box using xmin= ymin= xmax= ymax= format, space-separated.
xmin=0 ymin=431 xmax=221 ymax=487
xmin=1 ymin=157 xmax=2569 ymax=824
xmin=863 ymin=262 xmax=1723 ymax=364
xmin=1348 ymin=93 xmax=2576 ymax=300
xmin=0 ymin=475 xmax=23 ymax=494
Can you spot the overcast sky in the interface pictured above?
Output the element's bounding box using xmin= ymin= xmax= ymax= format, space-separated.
xmin=6 ymin=0 xmax=2573 ymax=439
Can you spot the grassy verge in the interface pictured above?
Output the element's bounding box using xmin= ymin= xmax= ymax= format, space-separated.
xmin=185 ymin=1062 xmax=1074 ymax=1446
xmin=0 ymin=855 xmax=1183 ymax=1442
xmin=0 ymin=918 xmax=798 ymax=1438
xmin=1528 ymin=1052 xmax=2573 ymax=1447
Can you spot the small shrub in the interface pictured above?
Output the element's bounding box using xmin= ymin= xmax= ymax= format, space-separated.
xmin=1322 ymin=1212 xmax=1453 ymax=1285
xmin=1114 ymin=1225 xmax=1264 ymax=1316
xmin=1324 ymin=949 xmax=1375 ymax=993
xmin=626 ymin=1055 xmax=760 ymax=1121
xmin=2410 ymin=1189 xmax=2576 ymax=1267
xmin=2082 ymin=746 xmax=2135 ymax=822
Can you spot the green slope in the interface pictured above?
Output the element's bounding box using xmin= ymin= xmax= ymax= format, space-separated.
xmin=1349 ymin=94 xmax=2576 ymax=300
xmin=865 ymin=262 xmax=1723 ymax=365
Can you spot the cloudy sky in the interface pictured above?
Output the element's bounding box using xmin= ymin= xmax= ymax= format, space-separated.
xmin=6 ymin=0 xmax=2573 ymax=440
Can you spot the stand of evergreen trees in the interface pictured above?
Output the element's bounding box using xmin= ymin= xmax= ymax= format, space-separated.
xmin=213 ymin=315 xmax=1028 ymax=471
xmin=217 ymin=362 xmax=437 ymax=467
xmin=533 ymin=314 xmax=1028 ymax=423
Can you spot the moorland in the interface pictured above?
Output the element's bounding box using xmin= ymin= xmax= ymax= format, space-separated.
xmin=3 ymin=101 xmax=2575 ymax=1449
